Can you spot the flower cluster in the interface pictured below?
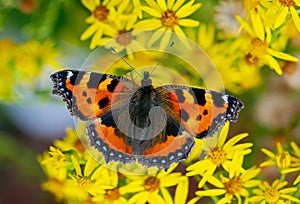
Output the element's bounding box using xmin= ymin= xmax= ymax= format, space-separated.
xmin=0 ymin=39 xmax=59 ymax=103
xmin=39 ymin=122 xmax=300 ymax=203
xmin=80 ymin=0 xmax=299 ymax=93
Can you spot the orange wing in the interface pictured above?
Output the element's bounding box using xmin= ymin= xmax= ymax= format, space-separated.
xmin=156 ymin=85 xmax=244 ymax=139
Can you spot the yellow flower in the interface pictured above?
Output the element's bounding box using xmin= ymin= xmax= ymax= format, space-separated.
xmin=54 ymin=125 xmax=87 ymax=156
xmin=236 ymin=14 xmax=298 ymax=75
xmin=190 ymin=167 xmax=261 ymax=204
xmin=120 ymin=163 xmax=189 ymax=204
xmin=248 ymin=179 xmax=300 ymax=203
xmin=69 ymin=154 xmax=123 ymax=199
xmin=134 ymin=0 xmax=201 ymax=49
xmin=260 ymin=142 xmax=292 ymax=171
xmin=186 ymin=123 xmax=253 ymax=188
xmin=80 ymin=0 xmax=123 ymax=49
xmin=281 ymin=141 xmax=300 ymax=185
xmin=38 ymin=149 xmax=86 ymax=202
xmin=274 ymin=0 xmax=300 ymax=33
xmin=41 ymin=146 xmax=68 ymax=169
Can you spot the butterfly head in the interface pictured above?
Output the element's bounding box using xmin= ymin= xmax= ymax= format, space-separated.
xmin=141 ymin=71 xmax=152 ymax=86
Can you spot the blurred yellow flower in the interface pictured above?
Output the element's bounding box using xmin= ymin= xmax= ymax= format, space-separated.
xmin=54 ymin=127 xmax=86 ymax=156
xmin=260 ymin=142 xmax=292 ymax=170
xmin=281 ymin=141 xmax=300 ymax=185
xmin=248 ymin=179 xmax=300 ymax=203
xmin=134 ymin=0 xmax=201 ymax=49
xmin=274 ymin=0 xmax=300 ymax=33
xmin=190 ymin=167 xmax=261 ymax=204
xmin=0 ymin=39 xmax=59 ymax=102
xmin=186 ymin=123 xmax=253 ymax=188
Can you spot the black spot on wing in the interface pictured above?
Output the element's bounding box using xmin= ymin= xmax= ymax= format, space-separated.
xmin=99 ymin=111 xmax=116 ymax=127
xmin=196 ymin=115 xmax=201 ymax=121
xmin=107 ymin=79 xmax=119 ymax=92
xmin=189 ymin=88 xmax=206 ymax=106
xmin=166 ymin=117 xmax=183 ymax=136
xmin=86 ymin=97 xmax=92 ymax=104
xmin=98 ymin=97 xmax=109 ymax=109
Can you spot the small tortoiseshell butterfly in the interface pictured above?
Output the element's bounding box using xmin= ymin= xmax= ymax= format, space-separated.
xmin=51 ymin=47 xmax=244 ymax=169
xmin=51 ymin=68 xmax=243 ymax=169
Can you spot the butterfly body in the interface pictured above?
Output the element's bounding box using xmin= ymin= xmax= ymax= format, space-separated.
xmin=51 ymin=69 xmax=244 ymax=169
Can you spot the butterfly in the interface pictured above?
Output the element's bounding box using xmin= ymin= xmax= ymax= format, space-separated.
xmin=50 ymin=67 xmax=244 ymax=169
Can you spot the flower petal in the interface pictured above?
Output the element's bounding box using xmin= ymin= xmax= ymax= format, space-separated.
xmin=172 ymin=0 xmax=185 ymax=12
xmin=80 ymin=24 xmax=98 ymax=41
xmin=176 ymin=2 xmax=201 ymax=18
xmin=196 ymin=189 xmax=226 ymax=196
xmin=174 ymin=177 xmax=188 ymax=204
xmin=142 ymin=6 xmax=162 ymax=18
xmin=134 ymin=19 xmax=162 ymax=30
xmin=274 ymin=6 xmax=288 ymax=29
xmin=251 ymin=13 xmax=265 ymax=41
xmin=178 ymin=19 xmax=200 ymax=27
xmin=157 ymin=0 xmax=167 ymax=11
xmin=261 ymin=54 xmax=282 ymax=75
xmin=289 ymin=6 xmax=300 ymax=32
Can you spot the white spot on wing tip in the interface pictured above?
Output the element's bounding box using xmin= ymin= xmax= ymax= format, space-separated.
xmin=66 ymin=71 xmax=73 ymax=78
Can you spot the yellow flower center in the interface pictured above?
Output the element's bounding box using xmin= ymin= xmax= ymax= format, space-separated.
xmin=265 ymin=187 xmax=280 ymax=202
xmin=279 ymin=0 xmax=295 ymax=7
xmin=93 ymin=5 xmax=109 ymax=21
xmin=74 ymin=139 xmax=85 ymax=154
xmin=144 ymin=176 xmax=160 ymax=192
xmin=224 ymin=176 xmax=243 ymax=195
xmin=161 ymin=10 xmax=178 ymax=29
xmin=116 ymin=30 xmax=132 ymax=46
xmin=105 ymin=188 xmax=121 ymax=201
xmin=243 ymin=0 xmax=259 ymax=11
xmin=208 ymin=147 xmax=227 ymax=167
xmin=276 ymin=151 xmax=291 ymax=169
xmin=245 ymin=38 xmax=268 ymax=65
xmin=78 ymin=177 xmax=92 ymax=189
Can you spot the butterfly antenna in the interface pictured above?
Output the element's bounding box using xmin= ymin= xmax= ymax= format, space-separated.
xmin=110 ymin=46 xmax=142 ymax=78
xmin=150 ymin=41 xmax=175 ymax=75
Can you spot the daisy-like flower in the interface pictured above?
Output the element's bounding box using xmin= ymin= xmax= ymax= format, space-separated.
xmin=189 ymin=167 xmax=261 ymax=204
xmin=248 ymin=179 xmax=300 ymax=203
xmin=260 ymin=142 xmax=292 ymax=171
xmin=41 ymin=146 xmax=68 ymax=169
xmin=120 ymin=163 xmax=189 ymax=204
xmin=80 ymin=0 xmax=123 ymax=49
xmin=236 ymin=15 xmax=298 ymax=75
xmin=186 ymin=123 xmax=253 ymax=188
xmin=274 ymin=0 xmax=300 ymax=33
xmin=70 ymin=155 xmax=118 ymax=198
xmin=134 ymin=0 xmax=201 ymax=49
